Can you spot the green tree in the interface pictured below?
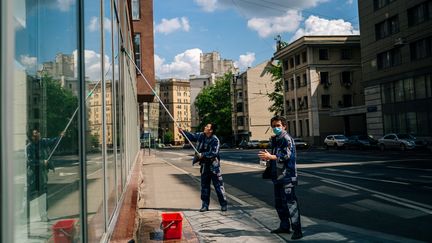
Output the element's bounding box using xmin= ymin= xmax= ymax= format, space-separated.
xmin=44 ymin=75 xmax=79 ymax=153
xmin=264 ymin=61 xmax=284 ymax=115
xmin=195 ymin=73 xmax=232 ymax=141
xmin=164 ymin=131 xmax=173 ymax=144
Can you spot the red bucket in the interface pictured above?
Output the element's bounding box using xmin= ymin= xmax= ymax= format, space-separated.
xmin=161 ymin=212 xmax=183 ymax=240
xmin=52 ymin=219 xmax=76 ymax=243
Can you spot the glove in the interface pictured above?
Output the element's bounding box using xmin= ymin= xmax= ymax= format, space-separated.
xmin=192 ymin=152 xmax=202 ymax=165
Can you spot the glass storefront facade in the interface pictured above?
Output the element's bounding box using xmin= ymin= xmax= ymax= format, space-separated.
xmin=1 ymin=0 xmax=140 ymax=242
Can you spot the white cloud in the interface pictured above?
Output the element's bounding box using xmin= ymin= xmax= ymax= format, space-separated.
xmin=20 ymin=55 xmax=38 ymax=72
xmin=57 ymin=0 xmax=74 ymax=12
xmin=155 ymin=17 xmax=191 ymax=35
xmin=195 ymin=0 xmax=327 ymax=18
xmin=73 ymin=50 xmax=111 ymax=81
xmin=194 ymin=0 xmax=218 ymax=12
xmin=155 ymin=48 xmax=202 ymax=79
xmin=291 ymin=15 xmax=359 ymax=42
xmin=248 ymin=10 xmax=303 ymax=38
xmin=235 ymin=52 xmax=255 ymax=71
xmin=88 ymin=16 xmax=111 ymax=32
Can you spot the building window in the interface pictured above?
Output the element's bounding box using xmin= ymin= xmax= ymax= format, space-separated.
xmin=321 ymin=95 xmax=331 ymax=108
xmin=319 ymin=49 xmax=329 ymax=60
xmin=375 ymin=15 xmax=399 ymax=40
xmin=237 ymin=117 xmax=244 ymax=126
xmin=408 ymin=1 xmax=432 ymax=26
xmin=203 ymin=81 xmax=206 ymax=86
xmin=302 ymin=96 xmax=308 ymax=109
xmin=295 ymin=54 xmax=300 ymax=65
xmin=284 ymin=80 xmax=289 ymax=91
xmin=320 ymin=72 xmax=330 ymax=85
xmin=374 ymin=0 xmax=396 ymax=10
xmin=302 ymin=52 xmax=307 ymax=63
xmin=299 ymin=120 xmax=303 ymax=137
xmin=341 ymin=49 xmax=353 ymax=59
xmin=131 ymin=0 xmax=140 ymax=20
xmin=377 ymin=47 xmax=401 ymax=69
xmin=236 ymin=103 xmax=243 ymax=112
xmin=296 ymin=76 xmax=301 ymax=88
xmin=340 ymin=71 xmax=353 ymax=87
xmin=410 ymin=36 xmax=432 ymax=60
xmin=290 ymin=78 xmax=294 ymax=90
xmin=381 ymin=82 xmax=395 ymax=104
xmin=305 ymin=119 xmax=310 ymax=136
xmin=289 ymin=58 xmax=294 ymax=68
xmin=133 ymin=33 xmax=141 ymax=72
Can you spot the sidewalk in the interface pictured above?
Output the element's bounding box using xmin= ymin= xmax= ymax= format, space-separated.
xmin=134 ymin=150 xmax=423 ymax=243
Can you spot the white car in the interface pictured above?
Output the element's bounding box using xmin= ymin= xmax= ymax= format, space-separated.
xmin=378 ymin=133 xmax=416 ymax=151
xmin=324 ymin=134 xmax=348 ymax=149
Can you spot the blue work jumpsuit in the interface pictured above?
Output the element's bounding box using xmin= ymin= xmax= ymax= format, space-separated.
xmin=182 ymin=131 xmax=227 ymax=208
xmin=269 ymin=131 xmax=302 ymax=232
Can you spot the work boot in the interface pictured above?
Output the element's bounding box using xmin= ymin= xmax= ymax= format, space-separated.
xmin=291 ymin=230 xmax=303 ymax=240
xmin=221 ymin=205 xmax=227 ymax=211
xmin=199 ymin=206 xmax=209 ymax=212
xmin=270 ymin=228 xmax=291 ymax=234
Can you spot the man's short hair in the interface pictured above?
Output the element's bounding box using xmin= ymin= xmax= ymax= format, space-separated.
xmin=270 ymin=115 xmax=287 ymax=127
xmin=208 ymin=123 xmax=217 ymax=134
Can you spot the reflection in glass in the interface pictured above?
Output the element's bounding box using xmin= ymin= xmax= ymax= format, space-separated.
xmin=13 ymin=0 xmax=80 ymax=242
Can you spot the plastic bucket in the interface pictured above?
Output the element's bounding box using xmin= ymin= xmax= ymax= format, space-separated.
xmin=52 ymin=219 xmax=76 ymax=243
xmin=161 ymin=212 xmax=183 ymax=240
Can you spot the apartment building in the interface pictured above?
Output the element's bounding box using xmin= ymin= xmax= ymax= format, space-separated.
xmin=159 ymin=79 xmax=191 ymax=144
xmin=231 ymin=61 xmax=275 ymax=144
xmin=200 ymin=51 xmax=237 ymax=76
xmin=274 ymin=36 xmax=364 ymax=145
xmin=358 ymin=0 xmax=432 ymax=138
xmin=142 ymin=82 xmax=160 ymax=140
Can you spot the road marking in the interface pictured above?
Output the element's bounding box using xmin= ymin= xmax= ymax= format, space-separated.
xmin=310 ymin=171 xmax=410 ymax=185
xmin=372 ymin=194 xmax=432 ymax=215
xmin=321 ymin=179 xmax=358 ymax=191
xmin=302 ymin=172 xmax=432 ymax=213
xmin=387 ymin=166 xmax=432 ymax=172
xmin=298 ymin=158 xmax=430 ymax=169
xmin=59 ymin=172 xmax=77 ymax=176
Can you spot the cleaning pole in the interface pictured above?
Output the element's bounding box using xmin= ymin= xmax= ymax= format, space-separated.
xmin=121 ymin=47 xmax=200 ymax=155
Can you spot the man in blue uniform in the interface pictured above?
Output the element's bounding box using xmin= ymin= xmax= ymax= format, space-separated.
xmin=258 ymin=116 xmax=303 ymax=240
xmin=179 ymin=123 xmax=228 ymax=212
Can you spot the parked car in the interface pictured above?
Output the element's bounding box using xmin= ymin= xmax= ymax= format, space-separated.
xmin=345 ymin=135 xmax=378 ymax=150
xmin=247 ymin=140 xmax=260 ymax=149
xmin=378 ymin=133 xmax=416 ymax=151
xmin=324 ymin=134 xmax=348 ymax=149
xmin=258 ymin=140 xmax=270 ymax=149
xmin=294 ymin=138 xmax=310 ymax=150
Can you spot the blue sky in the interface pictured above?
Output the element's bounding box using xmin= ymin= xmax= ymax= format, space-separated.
xmin=154 ymin=0 xmax=359 ymax=79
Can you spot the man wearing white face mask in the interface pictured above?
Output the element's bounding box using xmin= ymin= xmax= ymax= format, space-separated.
xmin=258 ymin=115 xmax=303 ymax=240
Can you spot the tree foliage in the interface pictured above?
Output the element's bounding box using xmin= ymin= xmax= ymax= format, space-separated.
xmin=264 ymin=61 xmax=284 ymax=115
xmin=194 ymin=73 xmax=233 ymax=141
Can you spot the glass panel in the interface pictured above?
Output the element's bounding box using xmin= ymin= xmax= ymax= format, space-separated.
xmin=417 ymin=112 xmax=429 ymax=136
xmin=13 ymin=0 xmax=81 ymax=242
xmin=406 ymin=112 xmax=417 ymax=134
xmin=394 ymin=79 xmax=404 ymax=102
xmin=404 ymin=78 xmax=414 ymax=101
xmin=84 ymin=1 xmax=104 ymax=241
xmin=114 ymin=15 xmax=123 ymax=199
xmin=105 ymin=0 xmax=117 ymax=221
xmin=414 ymin=75 xmax=426 ymax=99
xmin=381 ymin=82 xmax=394 ymax=104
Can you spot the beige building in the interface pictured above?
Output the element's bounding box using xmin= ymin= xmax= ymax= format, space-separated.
xmin=142 ymin=82 xmax=160 ymax=139
xmin=274 ymin=36 xmax=365 ymax=145
xmin=358 ymin=0 xmax=432 ymax=138
xmin=200 ymin=51 xmax=237 ymax=76
xmin=232 ymin=61 xmax=275 ymax=144
xmin=158 ymin=78 xmax=191 ymax=145
xmin=87 ymin=81 xmax=114 ymax=147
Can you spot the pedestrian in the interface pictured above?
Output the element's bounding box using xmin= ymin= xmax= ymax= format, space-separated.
xmin=258 ymin=115 xmax=303 ymax=240
xmin=26 ymin=128 xmax=63 ymax=222
xmin=179 ymin=123 xmax=228 ymax=212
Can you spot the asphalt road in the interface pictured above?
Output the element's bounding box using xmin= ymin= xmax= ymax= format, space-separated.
xmin=158 ymin=148 xmax=432 ymax=242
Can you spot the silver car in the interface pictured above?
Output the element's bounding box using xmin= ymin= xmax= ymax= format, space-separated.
xmin=324 ymin=134 xmax=348 ymax=149
xmin=378 ymin=133 xmax=416 ymax=151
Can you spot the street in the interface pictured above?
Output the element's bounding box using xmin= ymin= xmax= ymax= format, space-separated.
xmin=156 ymin=148 xmax=432 ymax=242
